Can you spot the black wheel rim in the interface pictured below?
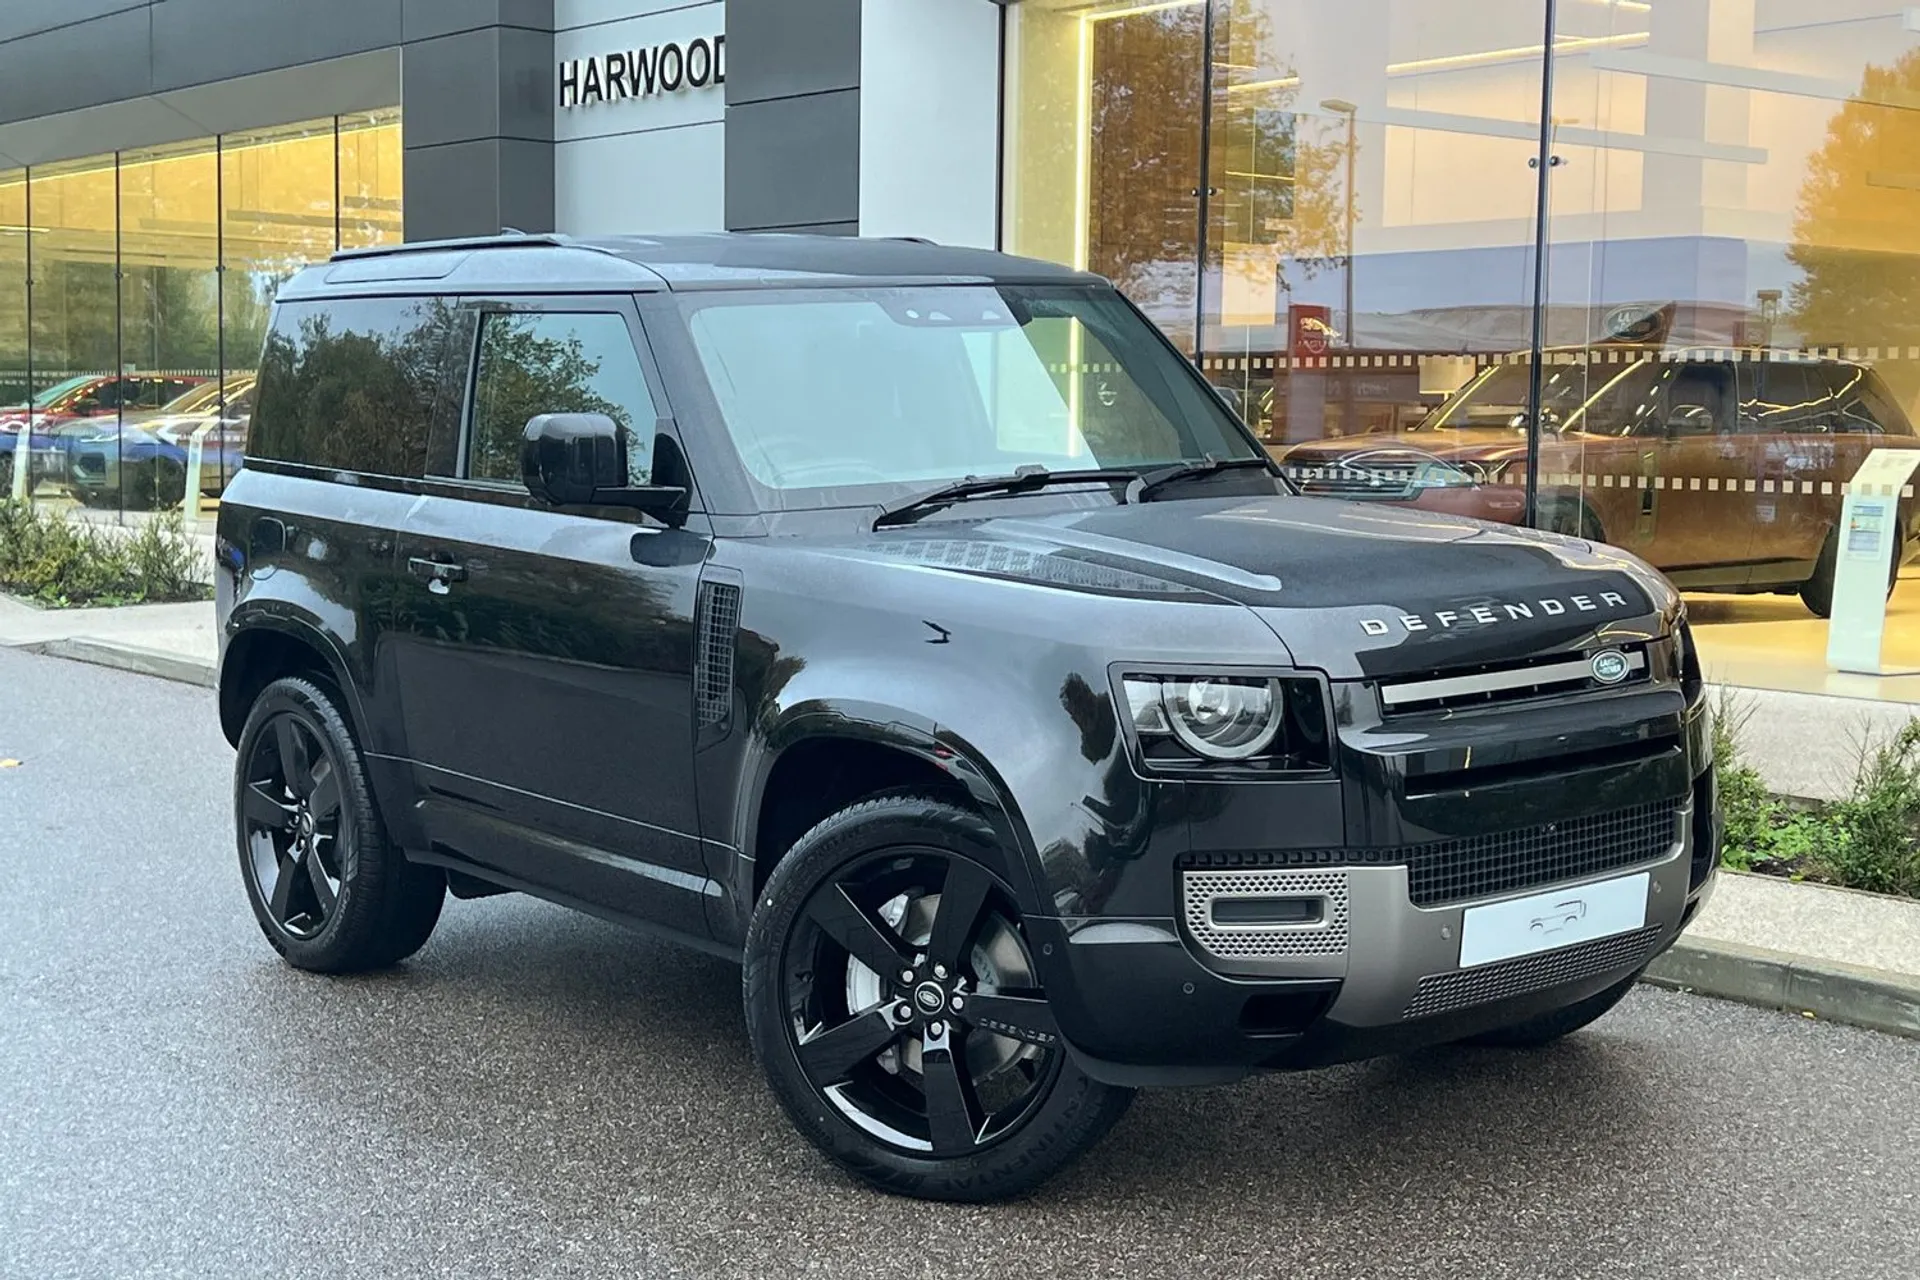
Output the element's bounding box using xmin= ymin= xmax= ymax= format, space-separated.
xmin=241 ymin=711 xmax=348 ymax=940
xmin=781 ymin=850 xmax=1063 ymax=1159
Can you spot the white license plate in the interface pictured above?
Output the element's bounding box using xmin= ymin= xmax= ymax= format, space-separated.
xmin=1457 ymin=871 xmax=1650 ymax=969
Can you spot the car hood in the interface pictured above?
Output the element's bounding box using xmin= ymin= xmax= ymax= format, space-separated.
xmin=848 ymin=494 xmax=1674 ymax=679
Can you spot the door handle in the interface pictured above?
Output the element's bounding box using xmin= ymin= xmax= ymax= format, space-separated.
xmin=408 ymin=556 xmax=468 ymax=593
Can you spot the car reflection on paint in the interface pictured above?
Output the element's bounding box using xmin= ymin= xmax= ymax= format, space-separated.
xmin=1279 ymin=347 xmax=1920 ymax=617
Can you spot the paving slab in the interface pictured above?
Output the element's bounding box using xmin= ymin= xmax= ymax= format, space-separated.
xmin=1686 ymin=870 xmax=1920 ymax=979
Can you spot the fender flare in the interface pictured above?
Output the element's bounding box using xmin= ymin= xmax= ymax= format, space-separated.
xmin=220 ymin=602 xmax=373 ymax=749
xmin=737 ymin=699 xmax=1048 ymax=917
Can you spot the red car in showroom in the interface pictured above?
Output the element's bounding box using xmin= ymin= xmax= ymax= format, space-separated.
xmin=1279 ymin=349 xmax=1920 ymax=616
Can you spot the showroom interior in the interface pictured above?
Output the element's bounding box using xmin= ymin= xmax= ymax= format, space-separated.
xmin=1 ymin=0 xmax=1917 ymax=701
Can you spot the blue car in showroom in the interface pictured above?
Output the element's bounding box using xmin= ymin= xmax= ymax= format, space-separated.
xmin=60 ymin=375 xmax=253 ymax=509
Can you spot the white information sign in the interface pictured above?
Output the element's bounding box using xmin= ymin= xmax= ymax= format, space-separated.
xmin=1826 ymin=447 xmax=1920 ymax=676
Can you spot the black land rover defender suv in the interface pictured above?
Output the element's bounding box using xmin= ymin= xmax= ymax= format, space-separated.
xmin=215 ymin=233 xmax=1720 ymax=1202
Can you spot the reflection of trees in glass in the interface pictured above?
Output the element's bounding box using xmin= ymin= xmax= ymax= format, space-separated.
xmin=1083 ymin=1 xmax=1354 ymax=331
xmin=1210 ymin=1 xmax=1351 ymax=296
xmin=1788 ymin=51 xmax=1920 ymax=401
xmin=471 ymin=316 xmax=628 ymax=483
xmin=256 ymin=298 xmax=454 ymax=476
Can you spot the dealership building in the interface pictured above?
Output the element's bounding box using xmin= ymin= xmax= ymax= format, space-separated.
xmin=2 ymin=0 xmax=1919 ymax=700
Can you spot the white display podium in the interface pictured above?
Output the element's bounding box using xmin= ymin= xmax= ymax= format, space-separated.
xmin=1826 ymin=447 xmax=1920 ymax=676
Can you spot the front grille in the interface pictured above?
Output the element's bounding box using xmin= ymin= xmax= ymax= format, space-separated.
xmin=1284 ymin=464 xmax=1418 ymax=499
xmin=1180 ymin=869 xmax=1349 ymax=960
xmin=1180 ymin=801 xmax=1681 ymax=908
xmin=1406 ymin=802 xmax=1677 ymax=907
xmin=1403 ymin=925 xmax=1663 ymax=1020
xmin=1377 ymin=644 xmax=1652 ymax=716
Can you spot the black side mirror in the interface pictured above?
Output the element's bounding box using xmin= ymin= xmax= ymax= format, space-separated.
xmin=521 ymin=413 xmax=690 ymax=526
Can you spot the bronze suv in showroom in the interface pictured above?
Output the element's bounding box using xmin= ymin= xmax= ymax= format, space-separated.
xmin=1281 ymin=350 xmax=1920 ymax=616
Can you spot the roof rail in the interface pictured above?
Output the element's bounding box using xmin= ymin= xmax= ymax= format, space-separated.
xmin=887 ymin=236 xmax=938 ymax=245
xmin=328 ymin=231 xmax=585 ymax=263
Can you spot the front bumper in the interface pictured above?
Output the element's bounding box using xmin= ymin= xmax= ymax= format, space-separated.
xmin=1033 ymin=785 xmax=1718 ymax=1087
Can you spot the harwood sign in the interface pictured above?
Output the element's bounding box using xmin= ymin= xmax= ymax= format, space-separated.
xmin=559 ymin=35 xmax=725 ymax=108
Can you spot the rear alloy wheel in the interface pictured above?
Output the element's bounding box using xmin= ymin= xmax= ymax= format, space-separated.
xmin=745 ymin=794 xmax=1132 ymax=1202
xmin=236 ymin=676 xmax=444 ymax=973
xmin=1801 ymin=525 xmax=1900 ymax=619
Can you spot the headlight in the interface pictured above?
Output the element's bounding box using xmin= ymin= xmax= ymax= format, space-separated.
xmin=1120 ymin=673 xmax=1330 ymax=769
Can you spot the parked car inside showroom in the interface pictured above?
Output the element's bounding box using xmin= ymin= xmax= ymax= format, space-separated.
xmin=0 ymin=372 xmax=210 ymax=495
xmin=60 ymin=374 xmax=254 ymax=509
xmin=215 ymin=234 xmax=1718 ymax=1202
xmin=1279 ymin=349 xmax=1920 ymax=616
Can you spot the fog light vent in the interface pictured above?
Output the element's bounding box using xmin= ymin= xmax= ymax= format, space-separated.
xmin=1181 ymin=869 xmax=1348 ymax=959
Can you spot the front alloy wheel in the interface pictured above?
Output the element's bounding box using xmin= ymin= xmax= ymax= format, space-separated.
xmin=745 ymin=794 xmax=1132 ymax=1201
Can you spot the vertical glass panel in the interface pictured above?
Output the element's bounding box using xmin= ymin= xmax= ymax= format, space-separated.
xmin=221 ymin=117 xmax=339 ymax=495
xmin=1546 ymin=0 xmax=1920 ymax=690
xmin=1201 ymin=0 xmax=1549 ymax=467
xmin=338 ymin=108 xmax=404 ymax=251
xmin=112 ymin=140 xmax=220 ymax=519
xmin=0 ymin=170 xmax=27 ymax=496
xmin=22 ymin=155 xmax=118 ymax=508
xmin=1003 ymin=0 xmax=1209 ymax=352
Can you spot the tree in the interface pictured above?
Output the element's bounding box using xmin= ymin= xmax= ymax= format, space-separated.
xmin=1787 ymin=48 xmax=1920 ymax=404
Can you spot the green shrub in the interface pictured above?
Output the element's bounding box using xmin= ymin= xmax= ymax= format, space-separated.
xmin=1819 ymin=722 xmax=1920 ymax=898
xmin=0 ymin=501 xmax=211 ymax=608
xmin=1714 ymin=686 xmax=1920 ymax=899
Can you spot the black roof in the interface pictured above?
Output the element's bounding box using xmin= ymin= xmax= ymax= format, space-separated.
xmin=277 ymin=232 xmax=1103 ymax=300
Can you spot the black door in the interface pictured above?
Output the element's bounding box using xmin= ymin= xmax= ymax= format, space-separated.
xmin=391 ymin=299 xmax=713 ymax=939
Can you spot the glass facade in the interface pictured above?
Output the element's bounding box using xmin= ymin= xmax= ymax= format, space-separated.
xmin=1005 ymin=0 xmax=1920 ymax=694
xmin=0 ymin=108 xmax=401 ymax=522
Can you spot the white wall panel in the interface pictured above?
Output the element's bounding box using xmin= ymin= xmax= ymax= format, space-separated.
xmin=555 ymin=122 xmax=724 ymax=234
xmin=857 ymin=0 xmax=999 ymax=248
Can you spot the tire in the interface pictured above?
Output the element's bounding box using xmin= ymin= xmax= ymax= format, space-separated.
xmin=234 ymin=675 xmax=445 ymax=973
xmin=1800 ymin=526 xmax=1900 ymax=619
xmin=1540 ymin=497 xmax=1604 ymax=544
xmin=744 ymin=793 xmax=1133 ymax=1202
xmin=1457 ymin=966 xmax=1643 ymax=1049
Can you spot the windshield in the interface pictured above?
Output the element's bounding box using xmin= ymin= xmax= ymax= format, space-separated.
xmin=157 ymin=376 xmax=255 ymax=416
xmin=680 ymin=284 xmax=1261 ymax=505
xmin=1416 ymin=360 xmax=1656 ymax=437
xmin=27 ymin=375 xmax=100 ymax=409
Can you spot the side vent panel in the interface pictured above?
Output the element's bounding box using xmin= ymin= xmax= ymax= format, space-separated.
xmin=695 ymin=580 xmax=742 ymax=730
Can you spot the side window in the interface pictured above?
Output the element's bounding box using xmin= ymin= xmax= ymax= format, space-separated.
xmin=1740 ymin=363 xmax=1831 ymax=435
xmin=1659 ymin=363 xmax=1733 ymax=436
xmin=467 ymin=311 xmax=655 ymax=486
xmin=251 ymin=296 xmax=455 ymax=476
xmin=1827 ymin=366 xmax=1905 ymax=436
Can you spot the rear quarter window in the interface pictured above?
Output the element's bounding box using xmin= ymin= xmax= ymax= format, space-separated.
xmin=251 ymin=296 xmax=460 ymax=476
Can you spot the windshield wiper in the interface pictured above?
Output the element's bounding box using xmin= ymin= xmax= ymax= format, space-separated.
xmin=872 ymin=465 xmax=1142 ymax=529
xmin=1126 ymin=455 xmax=1277 ymax=503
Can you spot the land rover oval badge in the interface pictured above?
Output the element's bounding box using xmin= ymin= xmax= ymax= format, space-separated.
xmin=1590 ymin=650 xmax=1630 ymax=684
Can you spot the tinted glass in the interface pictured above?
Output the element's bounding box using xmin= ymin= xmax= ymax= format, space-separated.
xmin=251 ymin=297 xmax=454 ymax=476
xmin=1825 ymin=365 xmax=1908 ymax=436
xmin=468 ymin=310 xmax=656 ymax=486
xmin=681 ymin=284 xmax=1257 ymax=501
xmin=1416 ymin=361 xmax=1666 ymax=437
xmin=1741 ymin=363 xmax=1834 ymax=436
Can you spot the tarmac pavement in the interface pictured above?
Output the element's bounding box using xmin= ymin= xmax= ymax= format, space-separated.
xmin=4 ymin=647 xmax=1920 ymax=1279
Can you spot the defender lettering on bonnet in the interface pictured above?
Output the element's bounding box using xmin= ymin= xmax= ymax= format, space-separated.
xmin=1358 ymin=592 xmax=1632 ymax=636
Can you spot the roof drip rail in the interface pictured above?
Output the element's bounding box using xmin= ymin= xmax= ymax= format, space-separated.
xmin=888 ymin=236 xmax=938 ymax=245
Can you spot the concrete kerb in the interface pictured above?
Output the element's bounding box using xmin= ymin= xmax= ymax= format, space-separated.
xmin=18 ymin=636 xmax=215 ymax=689
xmin=1646 ymin=936 xmax=1920 ymax=1041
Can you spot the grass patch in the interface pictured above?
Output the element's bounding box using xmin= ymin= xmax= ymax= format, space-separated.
xmin=1716 ymin=687 xmax=1920 ymax=899
xmin=0 ymin=500 xmax=212 ymax=608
